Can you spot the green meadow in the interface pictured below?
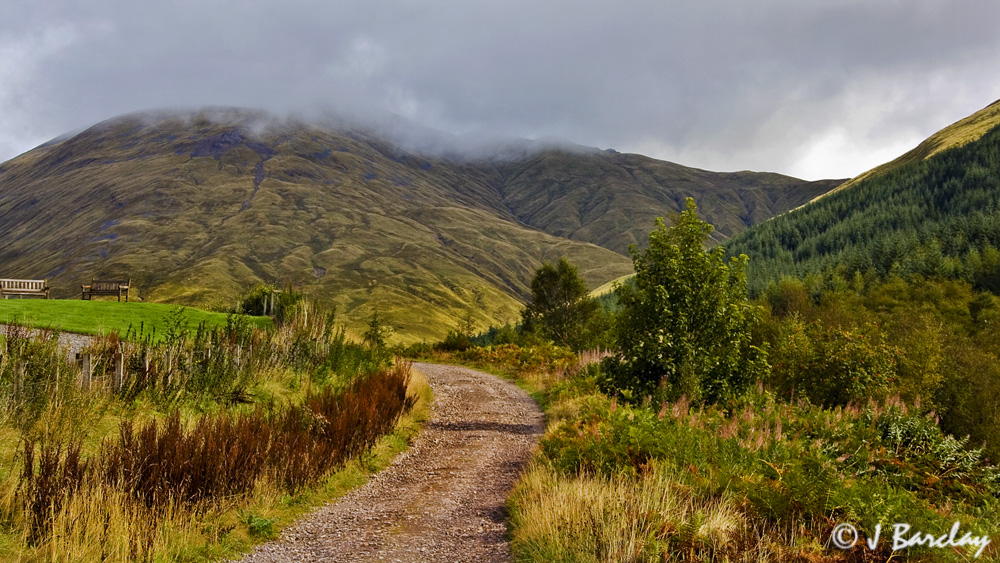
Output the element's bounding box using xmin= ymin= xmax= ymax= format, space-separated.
xmin=0 ymin=299 xmax=272 ymax=340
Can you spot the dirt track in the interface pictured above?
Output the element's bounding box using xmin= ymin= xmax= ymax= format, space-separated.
xmin=235 ymin=362 xmax=545 ymax=563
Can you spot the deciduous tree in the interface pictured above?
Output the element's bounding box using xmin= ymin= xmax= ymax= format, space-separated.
xmin=602 ymin=198 xmax=766 ymax=402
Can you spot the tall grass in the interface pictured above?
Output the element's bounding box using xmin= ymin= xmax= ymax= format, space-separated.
xmin=510 ymin=461 xmax=773 ymax=562
xmin=8 ymin=363 xmax=414 ymax=559
xmin=0 ymin=302 xmax=415 ymax=561
xmin=511 ymin=382 xmax=1000 ymax=561
xmin=96 ymin=363 xmax=414 ymax=505
xmin=79 ymin=302 xmax=385 ymax=404
xmin=0 ymin=325 xmax=78 ymax=432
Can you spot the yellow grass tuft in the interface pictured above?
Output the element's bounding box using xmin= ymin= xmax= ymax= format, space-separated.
xmin=509 ymin=460 xmax=756 ymax=562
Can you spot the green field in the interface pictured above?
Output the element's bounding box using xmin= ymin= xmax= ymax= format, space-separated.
xmin=0 ymin=298 xmax=272 ymax=340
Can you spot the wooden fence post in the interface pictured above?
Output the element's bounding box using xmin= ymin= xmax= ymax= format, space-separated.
xmin=113 ymin=347 xmax=124 ymax=391
xmin=165 ymin=349 xmax=172 ymax=387
xmin=79 ymin=353 xmax=92 ymax=390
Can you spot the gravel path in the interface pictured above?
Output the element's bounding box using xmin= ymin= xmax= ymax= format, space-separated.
xmin=235 ymin=362 xmax=545 ymax=563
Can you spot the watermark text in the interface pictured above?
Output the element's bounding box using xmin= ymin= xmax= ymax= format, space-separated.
xmin=831 ymin=521 xmax=990 ymax=558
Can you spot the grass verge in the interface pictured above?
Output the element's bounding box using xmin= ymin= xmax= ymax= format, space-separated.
xmin=0 ymin=299 xmax=271 ymax=340
xmin=0 ymin=301 xmax=426 ymax=562
xmin=0 ymin=366 xmax=430 ymax=563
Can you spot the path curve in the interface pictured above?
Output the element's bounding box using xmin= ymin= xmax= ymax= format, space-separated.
xmin=235 ymin=362 xmax=545 ymax=563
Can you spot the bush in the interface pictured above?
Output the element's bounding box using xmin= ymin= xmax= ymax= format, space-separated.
xmin=456 ymin=343 xmax=576 ymax=376
xmin=437 ymin=330 xmax=472 ymax=352
xmin=521 ymin=257 xmax=601 ymax=351
xmin=535 ymin=377 xmax=1000 ymax=559
xmin=469 ymin=323 xmax=520 ymax=347
xmin=770 ymin=319 xmax=900 ymax=406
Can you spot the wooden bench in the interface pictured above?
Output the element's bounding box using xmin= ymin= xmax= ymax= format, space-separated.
xmin=0 ymin=278 xmax=50 ymax=299
xmin=82 ymin=279 xmax=131 ymax=302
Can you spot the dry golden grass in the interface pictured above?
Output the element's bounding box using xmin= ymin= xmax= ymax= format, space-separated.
xmin=509 ymin=458 xmax=839 ymax=563
xmin=509 ymin=460 xmax=766 ymax=562
xmin=589 ymin=275 xmax=632 ymax=298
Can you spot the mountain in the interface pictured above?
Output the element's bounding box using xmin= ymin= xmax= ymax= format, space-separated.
xmin=494 ymin=150 xmax=841 ymax=254
xmin=724 ymin=98 xmax=1000 ymax=296
xmin=0 ymin=108 xmax=839 ymax=341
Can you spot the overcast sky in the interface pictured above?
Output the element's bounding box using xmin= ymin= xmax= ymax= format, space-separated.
xmin=2 ymin=0 xmax=999 ymax=180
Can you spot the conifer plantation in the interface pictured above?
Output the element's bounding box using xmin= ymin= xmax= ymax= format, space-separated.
xmin=726 ymin=121 xmax=1000 ymax=297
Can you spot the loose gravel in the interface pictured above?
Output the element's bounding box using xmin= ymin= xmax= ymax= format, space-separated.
xmin=235 ymin=362 xmax=545 ymax=563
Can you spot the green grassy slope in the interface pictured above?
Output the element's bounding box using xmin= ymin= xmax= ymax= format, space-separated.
xmin=0 ymin=110 xmax=630 ymax=342
xmin=0 ymin=299 xmax=271 ymax=339
xmin=0 ymin=108 xmax=840 ymax=342
xmin=803 ymin=98 xmax=1000 ymax=206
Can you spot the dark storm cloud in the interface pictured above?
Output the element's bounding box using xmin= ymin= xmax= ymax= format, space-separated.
xmin=2 ymin=0 xmax=999 ymax=178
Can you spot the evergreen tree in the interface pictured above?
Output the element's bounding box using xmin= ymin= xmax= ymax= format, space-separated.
xmin=362 ymin=308 xmax=393 ymax=351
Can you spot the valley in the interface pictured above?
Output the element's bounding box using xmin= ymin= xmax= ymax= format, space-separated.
xmin=3 ymin=98 xmax=1000 ymax=562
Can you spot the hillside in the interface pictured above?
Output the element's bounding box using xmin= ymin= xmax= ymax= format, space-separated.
xmin=0 ymin=109 xmax=837 ymax=341
xmin=494 ymin=150 xmax=840 ymax=253
xmin=724 ymin=98 xmax=1000 ymax=295
xmin=803 ymin=98 xmax=1000 ymax=205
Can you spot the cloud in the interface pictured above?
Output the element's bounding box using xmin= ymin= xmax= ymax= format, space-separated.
xmin=1 ymin=0 xmax=999 ymax=179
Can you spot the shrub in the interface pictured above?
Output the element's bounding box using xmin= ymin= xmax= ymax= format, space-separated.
xmin=456 ymin=343 xmax=576 ymax=377
xmin=770 ymin=319 xmax=900 ymax=406
xmin=521 ymin=257 xmax=601 ymax=352
xmin=437 ymin=330 xmax=472 ymax=352
xmin=235 ymin=283 xmax=304 ymax=322
xmin=243 ymin=513 xmax=277 ymax=539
